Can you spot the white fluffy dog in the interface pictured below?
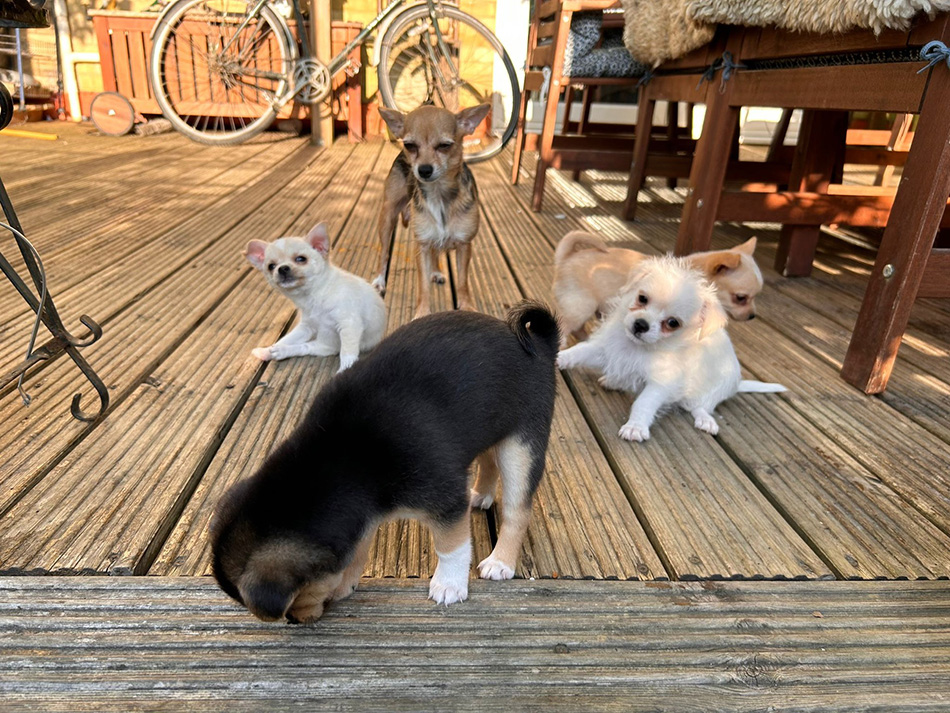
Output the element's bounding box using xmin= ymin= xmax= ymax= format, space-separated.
xmin=245 ymin=223 xmax=387 ymax=372
xmin=557 ymin=256 xmax=785 ymax=442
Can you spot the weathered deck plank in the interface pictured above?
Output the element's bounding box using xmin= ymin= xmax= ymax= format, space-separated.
xmin=1 ymin=577 xmax=949 ymax=712
xmin=478 ymin=161 xmax=829 ymax=580
xmin=512 ymin=158 xmax=950 ymax=578
xmin=0 ymin=136 xmax=310 ymax=379
xmin=0 ymin=142 xmax=339 ymax=520
xmin=0 ymin=143 xmax=379 ymax=574
xmin=466 ymin=173 xmax=666 ymax=580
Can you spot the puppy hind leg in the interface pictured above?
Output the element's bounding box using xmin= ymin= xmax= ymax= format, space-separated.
xmin=478 ymin=435 xmax=540 ymax=581
xmin=414 ymin=245 xmax=434 ymax=319
xmin=470 ymin=447 xmax=500 ymax=509
xmin=690 ymin=407 xmax=719 ymax=435
xmin=428 ymin=512 xmax=472 ymax=606
xmin=454 ymin=242 xmax=474 ymax=311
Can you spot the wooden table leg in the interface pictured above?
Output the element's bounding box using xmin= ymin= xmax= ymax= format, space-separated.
xmin=774 ymin=109 xmax=848 ymax=277
xmin=841 ymin=65 xmax=950 ymax=394
xmin=622 ymin=90 xmax=655 ymax=220
xmin=675 ymin=87 xmax=739 ymax=254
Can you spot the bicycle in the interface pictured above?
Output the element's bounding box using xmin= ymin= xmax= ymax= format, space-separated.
xmin=148 ymin=0 xmax=521 ymax=161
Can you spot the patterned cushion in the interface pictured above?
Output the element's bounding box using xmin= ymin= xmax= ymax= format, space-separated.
xmin=564 ymin=14 xmax=647 ymax=77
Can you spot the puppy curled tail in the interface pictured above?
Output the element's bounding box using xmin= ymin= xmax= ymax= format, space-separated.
xmin=553 ymin=230 xmax=609 ymax=267
xmin=507 ymin=300 xmax=561 ymax=359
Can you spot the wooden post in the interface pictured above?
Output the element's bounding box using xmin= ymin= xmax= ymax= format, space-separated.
xmin=622 ymin=89 xmax=655 ymax=220
xmin=841 ymin=64 xmax=950 ymax=394
xmin=773 ymin=109 xmax=849 ymax=277
xmin=311 ymin=0 xmax=333 ymax=146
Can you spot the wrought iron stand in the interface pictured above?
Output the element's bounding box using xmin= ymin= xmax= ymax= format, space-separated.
xmin=1 ymin=6 xmax=109 ymax=420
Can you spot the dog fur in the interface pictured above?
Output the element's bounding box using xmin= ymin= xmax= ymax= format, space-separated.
xmin=244 ymin=223 xmax=387 ymax=372
xmin=210 ymin=302 xmax=560 ymax=624
xmin=553 ymin=232 xmax=763 ymax=346
xmin=373 ymin=104 xmax=491 ymax=319
xmin=557 ymin=256 xmax=784 ymax=442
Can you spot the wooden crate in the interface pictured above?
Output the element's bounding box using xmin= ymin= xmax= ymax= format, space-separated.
xmin=89 ymin=10 xmax=363 ymax=139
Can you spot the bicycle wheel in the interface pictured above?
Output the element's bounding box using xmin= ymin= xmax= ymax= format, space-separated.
xmin=149 ymin=0 xmax=294 ymax=145
xmin=378 ymin=4 xmax=520 ymax=163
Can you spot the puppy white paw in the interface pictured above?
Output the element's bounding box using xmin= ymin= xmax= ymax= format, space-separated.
xmin=556 ymin=350 xmax=575 ymax=370
xmin=469 ymin=488 xmax=494 ymax=510
xmin=371 ymin=274 xmax=387 ymax=296
xmin=251 ymin=347 xmax=273 ymax=362
xmin=619 ymin=422 xmax=650 ymax=442
xmin=330 ymin=580 xmax=358 ymax=602
xmin=478 ymin=555 xmax=515 ymax=581
xmin=337 ymin=354 xmax=358 ymax=372
xmin=430 ymin=271 xmax=446 ymax=285
xmin=428 ymin=577 xmax=468 ymax=606
xmin=694 ymin=413 xmax=719 ymax=435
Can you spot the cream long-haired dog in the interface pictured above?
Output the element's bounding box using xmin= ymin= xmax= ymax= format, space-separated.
xmin=557 ymin=256 xmax=785 ymax=442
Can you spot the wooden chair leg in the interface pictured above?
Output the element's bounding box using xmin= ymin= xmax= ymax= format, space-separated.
xmin=766 ymin=108 xmax=793 ymax=163
xmin=532 ymin=80 xmax=563 ymax=212
xmin=675 ymin=88 xmax=739 ymax=254
xmin=623 ymin=92 xmax=655 ymax=221
xmin=571 ymin=86 xmax=594 ymax=182
xmin=665 ymin=102 xmax=679 ymax=188
xmin=774 ymin=109 xmax=848 ymax=277
xmin=841 ymin=67 xmax=950 ymax=394
xmin=511 ymin=83 xmax=532 ymax=185
xmin=873 ymin=113 xmax=913 ymax=187
xmin=562 ymin=85 xmax=575 ymax=133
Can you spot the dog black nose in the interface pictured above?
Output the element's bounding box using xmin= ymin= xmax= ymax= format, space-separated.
xmin=278 ymin=265 xmax=290 ymax=277
xmin=632 ymin=319 xmax=649 ymax=335
xmin=747 ymin=313 xmax=756 ymax=320
xmin=417 ymin=164 xmax=434 ymax=180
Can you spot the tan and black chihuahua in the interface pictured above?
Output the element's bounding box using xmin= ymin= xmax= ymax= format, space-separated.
xmin=373 ymin=103 xmax=491 ymax=319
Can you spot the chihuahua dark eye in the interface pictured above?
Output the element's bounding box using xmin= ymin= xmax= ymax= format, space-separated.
xmin=403 ymin=142 xmax=418 ymax=153
xmin=734 ymin=294 xmax=748 ymax=304
xmin=638 ymin=294 xmax=649 ymax=305
xmin=294 ymin=255 xmax=307 ymax=264
xmin=665 ymin=317 xmax=681 ymax=330
xmin=267 ymin=262 xmax=276 ymax=272
xmin=437 ymin=141 xmax=454 ymax=151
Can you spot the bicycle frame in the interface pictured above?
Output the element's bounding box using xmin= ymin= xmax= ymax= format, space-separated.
xmin=148 ymin=0 xmax=471 ymax=117
xmin=284 ymin=0 xmax=463 ymax=107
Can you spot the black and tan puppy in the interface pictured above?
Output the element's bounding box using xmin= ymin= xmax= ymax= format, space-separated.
xmin=372 ymin=103 xmax=491 ymax=319
xmin=211 ymin=301 xmax=560 ymax=624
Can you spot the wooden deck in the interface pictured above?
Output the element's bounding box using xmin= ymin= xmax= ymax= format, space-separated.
xmin=1 ymin=122 xmax=949 ymax=709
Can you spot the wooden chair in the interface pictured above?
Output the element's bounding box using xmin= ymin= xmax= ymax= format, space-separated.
xmin=511 ymin=0 xmax=645 ymax=211
xmin=673 ymin=17 xmax=950 ymax=393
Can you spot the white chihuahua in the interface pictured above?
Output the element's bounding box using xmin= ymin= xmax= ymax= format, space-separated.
xmin=557 ymin=256 xmax=785 ymax=442
xmin=245 ymin=223 xmax=387 ymax=372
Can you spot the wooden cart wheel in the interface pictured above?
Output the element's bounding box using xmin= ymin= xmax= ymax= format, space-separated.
xmin=90 ymin=92 xmax=135 ymax=136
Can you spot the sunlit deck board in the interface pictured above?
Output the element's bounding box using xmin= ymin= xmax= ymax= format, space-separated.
xmin=0 ymin=142 xmax=377 ymax=574
xmin=0 ymin=140 xmax=334 ymax=519
xmin=0 ymin=134 xmax=311 ymax=377
xmin=149 ymin=141 xmax=385 ymax=575
xmin=478 ymin=161 xmax=830 ymax=580
xmin=467 ymin=178 xmax=666 ymax=580
xmin=2 ymin=577 xmax=950 ymax=711
xmin=506 ymin=157 xmax=950 ymax=578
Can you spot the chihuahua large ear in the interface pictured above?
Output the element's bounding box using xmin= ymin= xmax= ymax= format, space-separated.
xmin=456 ymin=103 xmax=492 ymax=136
xmin=735 ymin=236 xmax=757 ymax=256
xmin=244 ymin=240 xmax=268 ymax=271
xmin=698 ymin=290 xmax=729 ymax=341
xmin=692 ymin=250 xmax=742 ymax=279
xmin=306 ymin=223 xmax=331 ymax=258
xmin=379 ymin=108 xmax=406 ymax=138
